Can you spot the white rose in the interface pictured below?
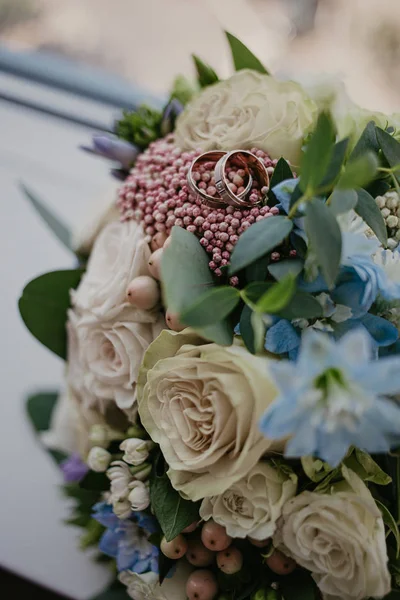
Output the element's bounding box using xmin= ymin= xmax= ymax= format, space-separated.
xmin=274 ymin=468 xmax=390 ymax=600
xmin=138 ymin=330 xmax=282 ymax=501
xmin=120 ymin=438 xmax=151 ymax=466
xmin=200 ymin=461 xmax=297 ymax=541
xmin=120 ymin=560 xmax=192 ymax=600
xmin=72 ymin=219 xmax=154 ymax=322
xmin=87 ymin=446 xmax=111 ymax=472
xmin=174 ymin=69 xmax=317 ymax=164
xmin=128 ymin=480 xmax=150 ymax=511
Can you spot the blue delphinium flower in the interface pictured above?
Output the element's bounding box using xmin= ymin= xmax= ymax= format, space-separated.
xmin=93 ymin=503 xmax=158 ymax=573
xmin=260 ymin=328 xmax=400 ymax=466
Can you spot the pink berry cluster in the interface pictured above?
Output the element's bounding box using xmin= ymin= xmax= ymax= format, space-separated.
xmin=117 ymin=136 xmax=280 ymax=276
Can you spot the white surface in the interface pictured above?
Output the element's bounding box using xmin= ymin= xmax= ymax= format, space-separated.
xmin=0 ymin=95 xmax=117 ymax=597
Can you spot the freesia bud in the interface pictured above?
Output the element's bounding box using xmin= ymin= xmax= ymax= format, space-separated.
xmin=128 ymin=480 xmax=150 ymax=511
xmin=87 ymin=447 xmax=112 ymax=472
xmin=120 ymin=438 xmax=151 ymax=466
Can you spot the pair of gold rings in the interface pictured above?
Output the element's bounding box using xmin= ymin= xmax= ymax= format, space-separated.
xmin=186 ymin=150 xmax=269 ymax=209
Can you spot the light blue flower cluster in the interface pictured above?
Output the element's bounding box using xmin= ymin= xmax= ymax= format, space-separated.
xmin=260 ymin=329 xmax=400 ymax=466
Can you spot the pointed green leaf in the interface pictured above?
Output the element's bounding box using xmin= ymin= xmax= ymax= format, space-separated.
xmin=376 ymin=127 xmax=400 ymax=183
xmin=329 ymin=189 xmax=358 ymax=216
xmin=268 ymin=259 xmax=304 ymax=281
xmin=27 ymin=392 xmax=58 ymax=432
xmin=375 ymin=499 xmax=400 ymax=558
xmin=278 ymin=291 xmax=324 ymax=320
xmin=20 ymin=183 xmax=73 ymax=252
xmin=337 ymin=151 xmax=378 ymax=189
xmin=305 ymin=199 xmax=342 ymax=289
xmin=19 ymin=269 xmax=83 ymax=359
xmin=300 ymin=112 xmax=336 ymax=195
xmin=350 ymin=121 xmax=379 ymax=161
xmin=351 ymin=448 xmax=392 ymax=485
xmin=318 ymin=138 xmax=350 ymax=191
xmin=225 ymin=31 xmax=269 ymax=74
xmin=229 ymin=216 xmax=293 ymax=274
xmin=256 ymin=274 xmax=296 ymax=313
xmin=239 ymin=305 xmax=256 ymax=354
xmin=355 ymin=188 xmax=388 ymax=246
xmin=251 ymin=311 xmax=266 ymax=354
xmin=180 ymin=286 xmax=240 ymax=327
xmin=268 ymin=157 xmax=293 ymax=205
xmin=192 ymin=54 xmax=219 ymax=88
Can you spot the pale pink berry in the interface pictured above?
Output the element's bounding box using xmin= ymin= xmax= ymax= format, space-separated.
xmin=126 ymin=276 xmax=160 ymax=309
xmin=248 ymin=536 xmax=270 ymax=548
xmin=148 ymin=248 xmax=164 ymax=279
xmin=160 ymin=534 xmax=187 ymax=560
xmin=217 ymin=546 xmax=243 ymax=574
xmin=186 ymin=569 xmax=218 ymax=600
xmin=151 ymin=231 xmax=169 ymax=251
xmin=201 ymin=521 xmax=232 ymax=552
xmin=266 ymin=550 xmax=296 ymax=575
xmin=186 ymin=538 xmax=215 ymax=567
xmin=163 ymin=236 xmax=172 ymax=249
xmin=183 ymin=521 xmax=199 ymax=534
xmin=166 ymin=309 xmax=185 ymax=332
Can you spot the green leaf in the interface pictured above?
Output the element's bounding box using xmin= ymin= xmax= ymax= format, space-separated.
xmin=27 ymin=392 xmax=58 ymax=432
xmin=150 ymin=471 xmax=200 ymax=542
xmin=161 ymin=227 xmax=233 ymax=345
xmin=376 ymin=127 xmax=400 ymax=183
xmin=225 ymin=31 xmax=269 ymax=74
xmin=278 ymin=291 xmax=324 ymax=320
xmin=192 ymin=54 xmax=219 ymax=87
xmin=256 ymin=274 xmax=296 ymax=314
xmin=278 ymin=569 xmax=319 ymax=600
xmin=251 ymin=311 xmax=266 ymax=354
xmin=19 ymin=269 xmax=83 ymax=359
xmin=329 ymin=189 xmax=358 ymax=216
xmin=337 ymin=151 xmax=378 ymax=189
xmin=180 ymin=286 xmax=240 ymax=327
xmin=350 ymin=121 xmax=380 ymax=161
xmin=243 ymin=282 xmax=270 ymax=304
xmin=318 ymin=138 xmax=350 ymax=191
xmin=305 ymin=199 xmax=342 ymax=289
xmin=245 ymin=255 xmax=270 ymax=282
xmin=375 ymin=499 xmax=400 ymax=558
xmin=229 ymin=216 xmax=293 ymax=274
xmin=301 ymin=456 xmax=335 ymax=483
xmin=268 ymin=259 xmax=304 ymax=281
xmin=344 ymin=448 xmax=392 ymax=485
xmin=355 ymin=188 xmax=388 ymax=246
xmin=80 ymin=471 xmax=110 ymax=492
xmin=300 ymin=112 xmax=336 ymax=195
xmin=20 ymin=183 xmax=73 ymax=252
xmin=48 ymin=449 xmax=68 ymax=465
xmin=239 ymin=305 xmax=256 ymax=354
xmin=268 ymin=157 xmax=293 ymax=205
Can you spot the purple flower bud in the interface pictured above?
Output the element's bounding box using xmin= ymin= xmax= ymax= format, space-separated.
xmin=161 ymin=98 xmax=184 ymax=136
xmin=60 ymin=453 xmax=88 ymax=483
xmin=81 ymin=135 xmax=139 ymax=169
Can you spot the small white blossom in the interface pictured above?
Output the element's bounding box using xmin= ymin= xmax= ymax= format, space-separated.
xmin=107 ymin=460 xmax=134 ymax=518
xmin=87 ymin=447 xmax=111 ymax=472
xmin=120 ymin=438 xmax=151 ymax=466
xmin=128 ymin=481 xmax=150 ymax=511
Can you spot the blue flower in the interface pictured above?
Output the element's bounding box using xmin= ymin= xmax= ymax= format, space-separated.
xmin=93 ymin=503 xmax=158 ymax=573
xmin=260 ymin=329 xmax=400 ymax=466
xmin=60 ymin=453 xmax=88 ymax=483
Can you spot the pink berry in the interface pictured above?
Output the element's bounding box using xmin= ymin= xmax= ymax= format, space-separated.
xmin=266 ymin=550 xmax=296 ymax=575
xmin=248 ymin=536 xmax=270 ymax=548
xmin=186 ymin=569 xmax=218 ymax=600
xmin=201 ymin=521 xmax=232 ymax=552
xmin=166 ymin=309 xmax=185 ymax=332
xmin=217 ymin=546 xmax=243 ymax=574
xmin=126 ymin=276 xmax=160 ymax=309
xmin=148 ymin=248 xmax=164 ymax=279
xmin=160 ymin=534 xmax=188 ymax=560
xmin=186 ymin=538 xmax=215 ymax=567
xmin=183 ymin=521 xmax=199 ymax=534
xmin=150 ymin=231 xmax=168 ymax=251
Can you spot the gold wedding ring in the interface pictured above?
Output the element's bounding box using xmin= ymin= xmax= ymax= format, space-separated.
xmin=214 ymin=150 xmax=269 ymax=208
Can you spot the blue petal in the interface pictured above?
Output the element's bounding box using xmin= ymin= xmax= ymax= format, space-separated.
xmin=297 ymin=273 xmax=328 ymax=293
xmin=316 ymin=429 xmax=352 ymax=467
xmin=284 ymin=418 xmax=318 ymax=458
xmin=260 ymin=394 xmax=303 ymax=439
xmin=265 ymin=319 xmax=301 ymax=354
xmin=357 ymin=358 xmax=400 ymax=395
xmin=117 ymin=544 xmax=138 ymax=572
xmin=272 ymin=178 xmax=299 ymax=213
xmin=360 ymin=313 xmax=399 ymax=347
xmin=99 ymin=529 xmax=119 ymax=559
xmin=332 ymin=268 xmax=373 ymax=317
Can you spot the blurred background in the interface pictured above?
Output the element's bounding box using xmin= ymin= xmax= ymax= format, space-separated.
xmin=0 ymin=0 xmax=399 ymax=598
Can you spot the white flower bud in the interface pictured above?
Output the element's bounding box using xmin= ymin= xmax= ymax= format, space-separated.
xmin=120 ymin=438 xmax=150 ymax=466
xmin=387 ymin=215 xmax=399 ymax=229
xmin=386 ymin=196 xmax=399 ymax=211
xmin=381 ymin=207 xmax=391 ymax=218
xmin=113 ymin=499 xmax=132 ymax=520
xmin=87 ymin=447 xmax=112 ymax=472
xmin=89 ymin=425 xmax=109 ymax=448
xmin=128 ymin=480 xmax=150 ymax=511
xmin=395 ymin=230 xmax=400 ymax=241
xmin=387 ymin=237 xmax=398 ymax=250
xmin=375 ymin=195 xmax=386 ymax=209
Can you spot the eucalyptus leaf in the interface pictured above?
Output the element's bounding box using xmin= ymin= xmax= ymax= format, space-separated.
xmin=229 ymin=216 xmax=293 ymax=274
xmin=376 ymin=127 xmax=400 ymax=183
xmin=192 ymin=54 xmax=219 ymax=87
xmin=329 ymin=189 xmax=358 ymax=216
xmin=162 ymin=227 xmax=233 ymax=345
xmin=268 ymin=157 xmax=293 ymax=205
xmin=318 ymin=138 xmax=350 ymax=191
xmin=251 ymin=311 xmax=266 ymax=354
xmin=278 ymin=291 xmax=324 ymax=320
xmin=27 ymin=392 xmax=58 ymax=432
xmin=300 ymin=112 xmax=336 ymax=195
xmin=239 ymin=305 xmax=256 ymax=355
xmin=19 ymin=269 xmax=83 ymax=359
xmin=337 ymin=151 xmax=378 ymax=189
xmin=150 ymin=471 xmax=200 ymax=542
xmin=268 ymin=259 xmax=304 ymax=281
xmin=20 ymin=183 xmax=73 ymax=252
xmin=245 ymin=254 xmax=270 ymax=283
xmin=180 ymin=286 xmax=240 ymax=327
xmin=305 ymin=200 xmax=342 ymax=289
xmin=375 ymin=499 xmax=400 ymax=558
xmin=350 ymin=121 xmax=380 ymax=161
xmin=225 ymin=31 xmax=269 ymax=74
xmin=256 ymin=274 xmax=296 ymax=314
xmin=243 ymin=282 xmax=271 ymax=304
xmin=355 ymin=188 xmax=388 ymax=246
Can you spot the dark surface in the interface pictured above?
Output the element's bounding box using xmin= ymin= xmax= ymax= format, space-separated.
xmin=0 ymin=567 xmax=73 ymax=599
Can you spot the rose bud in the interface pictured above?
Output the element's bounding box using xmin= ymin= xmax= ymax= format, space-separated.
xmin=248 ymin=536 xmax=270 ymax=548
xmin=87 ymin=447 xmax=112 ymax=472
xmin=147 ymin=248 xmax=164 ymax=279
xmin=166 ymin=309 xmax=185 ymax=332
xmin=186 ymin=538 xmax=215 ymax=567
xmin=150 ymin=231 xmax=169 ymax=252
xmin=126 ymin=276 xmax=160 ymax=309
xmin=160 ymin=534 xmax=188 ymax=560
xmin=186 ymin=569 xmax=218 ymax=600
xmin=201 ymin=521 xmax=232 ymax=552
xmin=265 ymin=549 xmax=296 ymax=575
xmin=183 ymin=521 xmax=199 ymax=534
xmin=128 ymin=480 xmax=150 ymax=511
xmin=216 ymin=546 xmax=243 ymax=574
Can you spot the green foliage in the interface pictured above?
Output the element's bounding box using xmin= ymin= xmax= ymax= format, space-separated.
xmin=318 ymin=138 xmax=350 ymax=191
xmin=80 ymin=470 xmax=110 ymax=492
xmin=239 ymin=305 xmax=257 ymax=354
xmin=278 ymin=569 xmax=319 ymax=599
xmin=355 ymin=188 xmax=388 ymax=246
xmin=305 ymin=199 xmax=342 ymax=289
xmin=115 ymin=105 xmax=162 ymax=149
xmin=20 ymin=183 xmax=73 ymax=253
xmin=255 ymin=274 xmax=296 ymax=314
xmin=229 ymin=216 xmax=293 ymax=274
xmin=251 ymin=311 xmax=267 ymax=354
xmin=169 ymin=75 xmax=197 ymax=105
xmin=268 ymin=158 xmax=293 ymax=205
xmin=350 ymin=121 xmax=380 ymax=161
xmin=26 ymin=392 xmax=58 ymax=433
xmin=19 ymin=269 xmax=83 ymax=359
xmin=301 ymin=456 xmax=336 ymax=483
xmin=337 ymin=152 xmax=379 ymax=189
xmin=192 ymin=54 xmax=219 ymax=88
xmin=300 ymin=112 xmax=336 ymax=196
xmin=375 ymin=500 xmax=400 ymax=558
xmin=329 ymin=189 xmax=358 ymax=216
xmin=344 ymin=448 xmax=392 ymax=485
xmin=225 ymin=31 xmax=269 ymax=74
xmin=278 ymin=291 xmax=324 ymax=320
xmin=180 ymin=286 xmax=241 ymax=327
xmin=268 ymin=259 xmax=304 ymax=281
xmin=161 ymin=227 xmax=233 ymax=345
xmin=376 ymin=127 xmax=400 ymax=183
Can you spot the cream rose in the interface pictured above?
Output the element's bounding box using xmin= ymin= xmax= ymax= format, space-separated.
xmin=72 ymin=219 xmax=153 ymax=322
xmin=138 ymin=330 xmax=282 ymax=501
xmin=120 ymin=560 xmax=192 ymax=600
xmin=274 ymin=468 xmax=390 ymax=600
xmin=174 ymin=69 xmax=317 ymax=164
xmin=200 ymin=461 xmax=297 ymax=541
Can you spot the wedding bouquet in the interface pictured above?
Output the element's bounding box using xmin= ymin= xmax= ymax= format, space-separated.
xmin=19 ymin=32 xmax=400 ymax=600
